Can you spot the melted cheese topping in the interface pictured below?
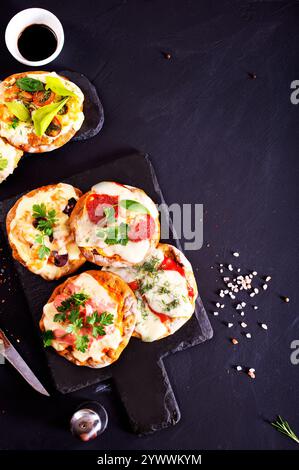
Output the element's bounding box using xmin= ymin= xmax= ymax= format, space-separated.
xmin=0 ymin=72 xmax=84 ymax=148
xmin=9 ymin=183 xmax=81 ymax=278
xmin=75 ymin=182 xmax=159 ymax=264
xmin=144 ymin=270 xmax=193 ymax=317
xmin=0 ymin=137 xmax=23 ymax=184
xmin=43 ymin=272 xmax=123 ymax=362
xmin=104 ymin=244 xmax=196 ymax=341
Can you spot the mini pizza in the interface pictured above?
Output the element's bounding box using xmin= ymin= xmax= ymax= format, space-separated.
xmin=0 ymin=71 xmax=84 ymax=153
xmin=70 ymin=181 xmax=160 ymax=267
xmin=40 ymin=270 xmax=137 ymax=368
xmin=104 ymin=243 xmax=198 ymax=342
xmin=6 ymin=183 xmax=86 ymax=280
xmin=0 ymin=136 xmax=23 ymax=184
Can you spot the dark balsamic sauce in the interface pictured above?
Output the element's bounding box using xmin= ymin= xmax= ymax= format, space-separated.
xmin=18 ymin=24 xmax=57 ymax=61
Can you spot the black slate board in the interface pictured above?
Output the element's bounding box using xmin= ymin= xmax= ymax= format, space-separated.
xmin=0 ymin=152 xmax=212 ymax=434
xmin=60 ymin=70 xmax=104 ymax=142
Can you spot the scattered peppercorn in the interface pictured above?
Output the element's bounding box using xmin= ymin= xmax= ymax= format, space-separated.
xmin=248 ymin=72 xmax=257 ymax=79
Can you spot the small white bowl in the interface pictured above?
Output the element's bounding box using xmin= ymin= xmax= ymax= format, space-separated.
xmin=5 ymin=8 xmax=64 ymax=67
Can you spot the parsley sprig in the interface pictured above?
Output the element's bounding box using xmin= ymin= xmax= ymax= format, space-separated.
xmin=162 ymin=298 xmax=180 ymax=312
xmin=56 ymin=293 xmax=89 ymax=313
xmin=137 ymin=257 xmax=161 ymax=277
xmin=9 ymin=117 xmax=19 ymax=129
xmin=87 ymin=311 xmax=114 ymax=337
xmin=32 ymin=203 xmax=57 ymax=260
xmin=43 ymin=330 xmax=54 ymax=347
xmin=54 ymin=293 xmax=90 ymax=352
xmin=50 ymin=292 xmax=114 ymax=353
xmin=75 ymin=335 xmax=89 ymax=353
xmin=139 ymin=281 xmax=154 ymax=295
xmin=35 ymin=234 xmax=51 ymax=260
xmin=158 ymin=283 xmax=171 ymax=295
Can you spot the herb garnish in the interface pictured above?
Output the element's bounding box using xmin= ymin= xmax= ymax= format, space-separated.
xmin=97 ymin=222 xmax=129 ymax=246
xmin=162 ymin=298 xmax=180 ymax=312
xmin=32 ymin=203 xmax=57 ymax=259
xmin=137 ymin=257 xmax=161 ymax=276
xmin=95 ymin=204 xmax=131 ymax=246
xmin=119 ymin=199 xmax=149 ymax=214
xmin=16 ymin=77 xmax=44 ymax=92
xmin=32 ymin=203 xmax=57 ymax=236
xmin=271 ymin=416 xmax=299 ymax=444
xmin=75 ymin=335 xmax=89 ymax=353
xmin=9 ymin=117 xmax=19 ymax=129
xmin=57 ymin=293 xmax=89 ymax=312
xmin=52 ymin=292 xmax=113 ymax=352
xmin=139 ymin=282 xmax=154 ymax=295
xmin=87 ymin=311 xmax=114 ymax=337
xmin=103 ymin=206 xmax=116 ymax=224
xmin=54 ymin=293 xmax=89 ymax=335
xmin=158 ymin=284 xmax=171 ymax=295
xmin=35 ymin=234 xmax=51 ymax=260
xmin=43 ymin=330 xmax=54 ymax=347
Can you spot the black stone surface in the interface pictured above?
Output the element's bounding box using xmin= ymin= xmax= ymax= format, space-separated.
xmin=0 ymin=153 xmax=212 ymax=434
xmin=0 ymin=0 xmax=298 ymax=450
xmin=60 ymin=70 xmax=105 ymax=141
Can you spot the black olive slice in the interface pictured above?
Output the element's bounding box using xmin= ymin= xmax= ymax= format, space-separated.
xmin=63 ymin=197 xmax=77 ymax=216
xmin=32 ymin=216 xmax=45 ymax=228
xmin=52 ymin=251 xmax=69 ymax=267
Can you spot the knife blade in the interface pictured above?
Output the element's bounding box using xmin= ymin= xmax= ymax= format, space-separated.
xmin=0 ymin=329 xmax=50 ymax=396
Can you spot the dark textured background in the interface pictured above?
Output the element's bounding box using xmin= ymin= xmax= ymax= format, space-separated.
xmin=0 ymin=0 xmax=298 ymax=450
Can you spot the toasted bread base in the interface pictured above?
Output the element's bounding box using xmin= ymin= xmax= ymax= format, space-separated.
xmin=69 ymin=190 xmax=160 ymax=267
xmin=106 ymin=243 xmax=198 ymax=342
xmin=0 ymin=71 xmax=84 ymax=153
xmin=40 ymin=270 xmax=137 ymax=368
xmin=0 ymin=136 xmax=23 ymax=184
xmin=6 ymin=184 xmax=86 ymax=280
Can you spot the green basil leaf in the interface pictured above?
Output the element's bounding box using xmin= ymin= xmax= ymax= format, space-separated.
xmin=105 ymin=222 xmax=129 ymax=245
xmin=6 ymin=101 xmax=30 ymax=121
xmin=38 ymin=244 xmax=50 ymax=260
xmin=45 ymin=76 xmax=76 ymax=97
xmin=119 ymin=199 xmax=149 ymax=214
xmin=0 ymin=157 xmax=8 ymax=171
xmin=96 ymin=223 xmax=129 ymax=245
xmin=32 ymin=97 xmax=69 ymax=137
xmin=16 ymin=77 xmax=44 ymax=92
